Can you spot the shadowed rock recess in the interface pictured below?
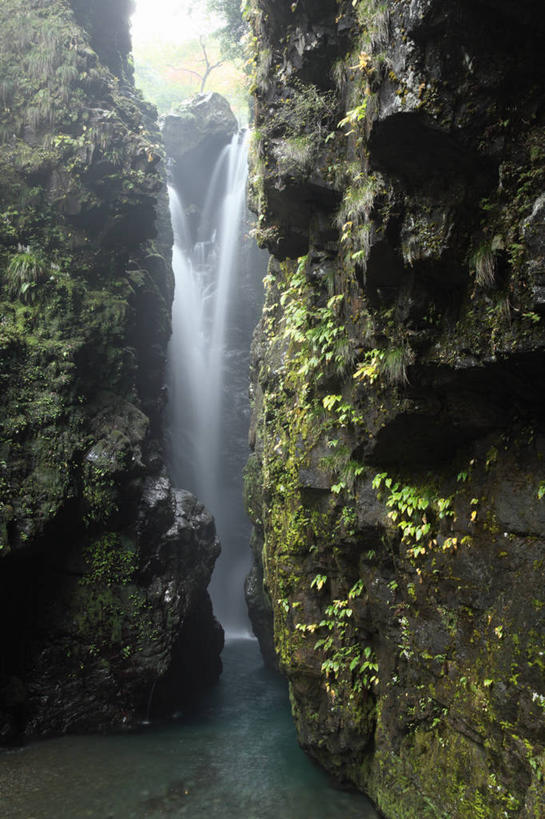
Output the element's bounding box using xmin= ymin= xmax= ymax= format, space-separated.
xmin=245 ymin=0 xmax=545 ymax=816
xmin=0 ymin=0 xmax=222 ymax=742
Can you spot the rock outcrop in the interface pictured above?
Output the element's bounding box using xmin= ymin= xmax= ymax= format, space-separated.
xmin=162 ymin=93 xmax=238 ymax=235
xmin=245 ymin=0 xmax=545 ymax=815
xmin=162 ymin=92 xmax=238 ymax=171
xmin=0 ymin=0 xmax=222 ymax=742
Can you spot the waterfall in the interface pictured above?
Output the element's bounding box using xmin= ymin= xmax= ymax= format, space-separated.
xmin=166 ymin=131 xmax=259 ymax=636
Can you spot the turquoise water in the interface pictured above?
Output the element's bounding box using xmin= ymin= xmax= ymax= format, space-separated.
xmin=0 ymin=640 xmax=379 ymax=818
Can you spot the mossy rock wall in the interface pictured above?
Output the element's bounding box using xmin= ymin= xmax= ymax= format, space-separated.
xmin=0 ymin=0 xmax=222 ymax=741
xmin=245 ymin=0 xmax=545 ymax=815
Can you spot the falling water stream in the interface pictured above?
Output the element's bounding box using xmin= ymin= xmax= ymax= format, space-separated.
xmin=166 ymin=131 xmax=254 ymax=635
xmin=0 ymin=131 xmax=380 ymax=817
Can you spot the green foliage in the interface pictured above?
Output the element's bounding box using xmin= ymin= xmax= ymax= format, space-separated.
xmin=263 ymin=80 xmax=337 ymax=147
xmin=381 ymin=346 xmax=409 ymax=385
xmin=280 ymin=255 xmax=354 ymax=381
xmin=0 ymin=2 xmax=84 ymax=145
xmin=305 ymin=578 xmax=378 ymax=695
xmin=206 ymin=0 xmax=247 ymax=60
xmin=322 ymin=394 xmax=364 ymax=427
xmin=311 ymin=573 xmax=328 ymax=591
xmin=278 ymin=598 xmax=290 ymax=613
xmin=82 ymin=464 xmax=117 ymax=525
xmin=349 ymin=579 xmax=365 ymax=598
xmin=75 ymin=533 xmax=154 ymax=663
xmin=353 ymin=346 xmax=409 ymax=386
xmin=274 ymin=134 xmax=315 ymax=174
xmin=338 ymin=100 xmax=369 ymax=133
xmin=133 ymin=35 xmax=248 ymax=120
xmin=4 ymin=247 xmax=49 ymax=302
xmin=81 ymin=533 xmax=137 ymax=587
xmin=353 ymin=349 xmax=381 ymax=384
xmin=523 ymin=311 xmax=541 ymax=324
xmin=0 ymin=0 xmax=162 ymax=542
xmin=336 ymin=172 xmax=379 ymax=228
xmin=319 ymin=440 xmax=366 ymax=497
xmin=351 ymin=0 xmax=390 ymax=48
xmin=470 ymin=242 xmax=496 ymax=288
xmin=373 ymin=472 xmax=456 ymax=558
xmin=335 ymin=169 xmax=381 ymax=274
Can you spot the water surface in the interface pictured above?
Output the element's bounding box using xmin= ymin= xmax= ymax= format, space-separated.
xmin=0 ymin=640 xmax=379 ymax=818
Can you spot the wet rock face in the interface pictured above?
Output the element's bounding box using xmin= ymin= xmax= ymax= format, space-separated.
xmin=162 ymin=93 xmax=238 ymax=221
xmin=162 ymin=93 xmax=238 ymax=158
xmin=3 ymin=483 xmax=222 ymax=738
xmin=245 ymin=0 xmax=545 ymax=815
xmin=0 ymin=0 xmax=222 ymax=741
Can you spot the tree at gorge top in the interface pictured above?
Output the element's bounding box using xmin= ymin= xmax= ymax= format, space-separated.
xmin=206 ymin=0 xmax=246 ymax=59
xmin=176 ymin=34 xmax=224 ymax=92
xmin=132 ymin=0 xmax=248 ymax=117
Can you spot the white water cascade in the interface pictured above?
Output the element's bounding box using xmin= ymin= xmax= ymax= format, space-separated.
xmin=166 ymin=130 xmax=259 ymax=636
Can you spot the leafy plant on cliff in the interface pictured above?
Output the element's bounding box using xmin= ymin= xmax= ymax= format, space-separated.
xmin=381 ymin=346 xmax=410 ymax=385
xmin=372 ymin=472 xmax=457 ymax=558
xmin=335 ymin=168 xmax=382 ymax=278
xmin=322 ymin=393 xmax=364 ymax=429
xmin=274 ymin=135 xmax=315 ymax=174
xmin=76 ymin=533 xmax=155 ymax=661
xmin=279 ymin=256 xmax=355 ymax=380
xmin=80 ymin=534 xmax=137 ymax=588
xmin=4 ymin=247 xmax=50 ymax=303
xmin=333 ymin=0 xmax=388 ymax=150
xmin=470 ymin=242 xmax=497 ymax=288
xmin=297 ymin=578 xmax=378 ymax=696
xmin=263 ymin=80 xmax=337 ymax=150
xmin=354 ymin=346 xmax=410 ymax=386
xmin=336 ymin=172 xmax=379 ymax=227
xmin=351 ymin=0 xmax=390 ymax=50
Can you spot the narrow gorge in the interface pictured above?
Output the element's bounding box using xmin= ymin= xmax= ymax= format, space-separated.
xmin=1 ymin=0 xmax=545 ymax=817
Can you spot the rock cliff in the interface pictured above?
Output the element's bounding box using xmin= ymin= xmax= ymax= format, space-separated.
xmin=162 ymin=92 xmax=238 ymax=224
xmin=0 ymin=0 xmax=222 ymax=742
xmin=245 ymin=0 xmax=545 ymax=815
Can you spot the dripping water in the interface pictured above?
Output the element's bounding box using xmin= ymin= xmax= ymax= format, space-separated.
xmin=165 ymin=131 xmax=257 ymax=636
xmin=144 ymin=678 xmax=159 ymax=726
